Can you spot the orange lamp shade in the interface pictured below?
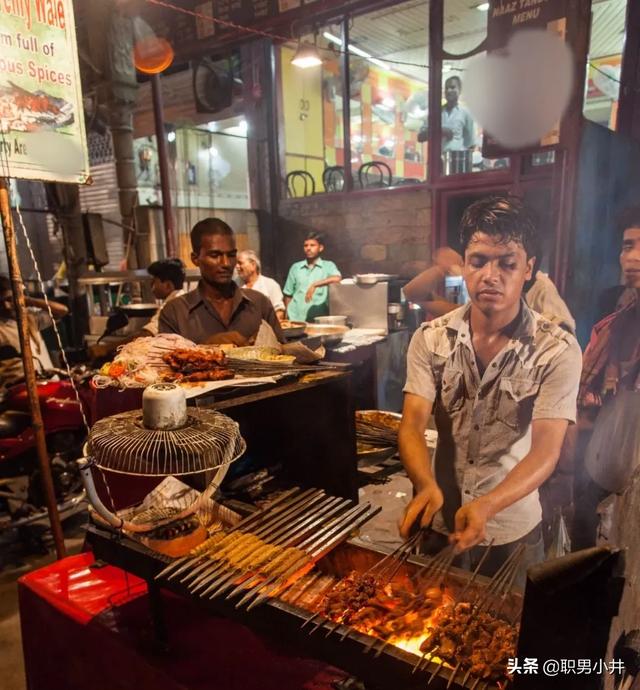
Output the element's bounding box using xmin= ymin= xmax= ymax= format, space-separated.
xmin=134 ymin=36 xmax=174 ymax=75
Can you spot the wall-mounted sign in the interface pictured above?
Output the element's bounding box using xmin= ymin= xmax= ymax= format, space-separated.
xmin=0 ymin=0 xmax=89 ymax=183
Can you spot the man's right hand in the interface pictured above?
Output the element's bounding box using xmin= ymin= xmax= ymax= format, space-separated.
xmin=399 ymin=482 xmax=444 ymax=539
xmin=442 ymin=126 xmax=454 ymax=141
xmin=434 ymin=247 xmax=463 ymax=276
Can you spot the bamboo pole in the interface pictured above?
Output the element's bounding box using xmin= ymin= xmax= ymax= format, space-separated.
xmin=0 ymin=178 xmax=66 ymax=559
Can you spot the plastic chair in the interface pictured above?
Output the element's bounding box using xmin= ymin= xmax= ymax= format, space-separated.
xmin=285 ymin=170 xmax=316 ymax=197
xmin=358 ymin=161 xmax=392 ymax=188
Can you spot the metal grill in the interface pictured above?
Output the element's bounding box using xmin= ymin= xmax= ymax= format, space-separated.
xmin=87 ymin=408 xmax=246 ymax=476
xmin=87 ymin=130 xmax=114 ymax=166
xmin=158 ymin=488 xmax=381 ymax=610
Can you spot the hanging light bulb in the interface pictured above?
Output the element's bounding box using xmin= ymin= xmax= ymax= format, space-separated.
xmin=291 ymin=41 xmax=322 ymax=69
xmin=133 ymin=16 xmax=174 ymax=75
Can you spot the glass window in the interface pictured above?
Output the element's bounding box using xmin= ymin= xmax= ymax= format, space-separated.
xmin=279 ymin=25 xmax=344 ymax=195
xmin=349 ymin=0 xmax=429 ymax=186
xmin=175 ymin=118 xmax=250 ymax=209
xmin=583 ymin=0 xmax=627 ymax=130
xmin=441 ymin=1 xmax=508 ymax=176
xmin=133 ymin=116 xmax=250 ymax=209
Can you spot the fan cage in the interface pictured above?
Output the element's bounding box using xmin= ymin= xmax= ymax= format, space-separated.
xmin=87 ymin=408 xmax=246 ymax=477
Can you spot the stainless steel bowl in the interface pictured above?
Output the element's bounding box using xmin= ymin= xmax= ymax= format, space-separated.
xmin=314 ymin=315 xmax=348 ymax=326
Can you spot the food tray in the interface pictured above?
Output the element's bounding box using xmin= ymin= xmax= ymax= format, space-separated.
xmin=226 ymin=347 xmax=296 ymax=364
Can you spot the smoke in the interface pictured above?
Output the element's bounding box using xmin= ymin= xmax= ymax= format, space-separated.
xmin=464 ymin=30 xmax=574 ymax=149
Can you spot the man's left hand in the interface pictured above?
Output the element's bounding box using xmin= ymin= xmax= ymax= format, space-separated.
xmin=305 ymin=283 xmax=317 ymax=303
xmin=451 ymin=498 xmax=493 ymax=551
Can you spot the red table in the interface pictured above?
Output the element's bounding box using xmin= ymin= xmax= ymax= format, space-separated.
xmin=19 ymin=553 xmax=346 ymax=690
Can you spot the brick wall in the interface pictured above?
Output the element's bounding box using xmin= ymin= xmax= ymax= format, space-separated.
xmin=275 ymin=187 xmax=433 ymax=282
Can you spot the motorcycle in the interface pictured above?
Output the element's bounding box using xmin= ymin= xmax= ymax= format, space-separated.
xmin=0 ymin=362 xmax=91 ymax=548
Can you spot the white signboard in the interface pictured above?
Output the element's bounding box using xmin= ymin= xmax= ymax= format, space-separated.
xmin=0 ymin=0 xmax=90 ymax=183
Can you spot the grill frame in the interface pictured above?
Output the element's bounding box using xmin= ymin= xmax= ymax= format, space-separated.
xmin=86 ymin=524 xmax=518 ymax=690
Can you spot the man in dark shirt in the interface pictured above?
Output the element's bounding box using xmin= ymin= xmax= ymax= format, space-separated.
xmin=159 ymin=218 xmax=284 ymax=345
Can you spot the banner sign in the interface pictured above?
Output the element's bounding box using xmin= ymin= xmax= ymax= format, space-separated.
xmin=0 ymin=0 xmax=90 ymax=184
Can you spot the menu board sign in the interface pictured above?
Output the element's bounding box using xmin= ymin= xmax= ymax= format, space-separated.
xmin=482 ymin=0 xmax=569 ymax=157
xmin=0 ymin=0 xmax=89 ymax=183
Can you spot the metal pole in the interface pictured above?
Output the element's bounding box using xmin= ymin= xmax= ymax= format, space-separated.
xmin=0 ymin=178 xmax=66 ymax=559
xmin=341 ymin=18 xmax=353 ymax=192
xmin=151 ymin=73 xmax=176 ymax=257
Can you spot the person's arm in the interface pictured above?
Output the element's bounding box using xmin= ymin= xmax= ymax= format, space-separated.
xmin=421 ymin=299 xmax=459 ymax=318
xmin=453 ymin=336 xmax=583 ymax=550
xmin=269 ymin=279 xmax=286 ymax=317
xmin=282 ymin=267 xmax=296 ymax=316
xmin=403 ymin=267 xmax=446 ymax=303
xmin=26 ymin=296 xmax=68 ymax=320
xmin=398 ymin=327 xmax=444 ymax=538
xmin=264 ymin=302 xmax=286 ymax=343
xmin=463 ymin=110 xmax=476 ymax=150
xmin=403 ymin=247 xmax=463 ymax=309
xmin=305 ymin=275 xmax=341 ymax=303
xmin=399 ymin=393 xmax=443 ymax=537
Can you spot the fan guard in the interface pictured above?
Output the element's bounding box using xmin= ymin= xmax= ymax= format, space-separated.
xmin=88 ymin=408 xmax=246 ymax=476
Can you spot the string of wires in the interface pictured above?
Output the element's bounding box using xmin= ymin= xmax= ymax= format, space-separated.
xmin=143 ymin=0 xmax=626 ymax=85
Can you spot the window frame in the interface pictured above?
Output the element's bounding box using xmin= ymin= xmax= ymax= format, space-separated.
xmin=275 ymin=0 xmax=566 ymax=200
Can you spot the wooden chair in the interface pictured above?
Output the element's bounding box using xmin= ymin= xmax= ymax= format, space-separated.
xmin=285 ymin=170 xmax=316 ymax=197
xmin=358 ymin=161 xmax=392 ymax=188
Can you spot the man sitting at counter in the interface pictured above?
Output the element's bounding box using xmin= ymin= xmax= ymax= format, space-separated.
xmin=399 ymin=196 xmax=582 ymax=585
xmin=159 ymin=218 xmax=284 ymax=345
xmin=283 ymin=232 xmax=341 ymax=322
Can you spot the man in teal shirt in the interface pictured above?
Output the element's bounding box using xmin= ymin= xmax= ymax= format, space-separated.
xmin=283 ymin=232 xmax=342 ymax=322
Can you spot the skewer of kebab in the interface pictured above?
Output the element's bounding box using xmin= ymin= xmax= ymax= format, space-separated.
xmin=198 ymin=497 xmax=352 ymax=599
xmin=243 ymin=505 xmax=383 ymax=611
xmin=412 ymin=540 xmax=495 ymax=673
xmin=230 ymin=503 xmax=381 ymax=610
xmin=192 ymin=496 xmax=346 ymax=595
xmin=182 ymin=489 xmax=325 ymax=587
xmin=422 ymin=545 xmax=524 ymax=687
xmin=456 ymin=545 xmax=525 ymax=688
xmin=157 ymin=487 xmax=304 ymax=580
xmin=318 ymin=528 xmax=426 ymax=640
xmin=185 ymin=489 xmax=327 ymax=589
xmin=302 ymin=528 xmax=425 ymax=633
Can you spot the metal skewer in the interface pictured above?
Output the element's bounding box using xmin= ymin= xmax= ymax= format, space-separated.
xmin=200 ymin=497 xmax=351 ymax=598
xmin=156 ymin=487 xmax=301 ymax=580
xmin=187 ymin=491 xmax=333 ymax=592
xmin=241 ymin=505 xmax=381 ymax=610
xmin=181 ymin=489 xmax=323 ymax=586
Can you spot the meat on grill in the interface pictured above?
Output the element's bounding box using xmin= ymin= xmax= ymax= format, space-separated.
xmin=180 ymin=368 xmax=234 ymax=382
xmin=320 ymin=571 xmax=381 ymax=623
xmin=163 ymin=348 xmax=227 ymax=373
xmin=421 ymin=602 xmax=518 ymax=681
